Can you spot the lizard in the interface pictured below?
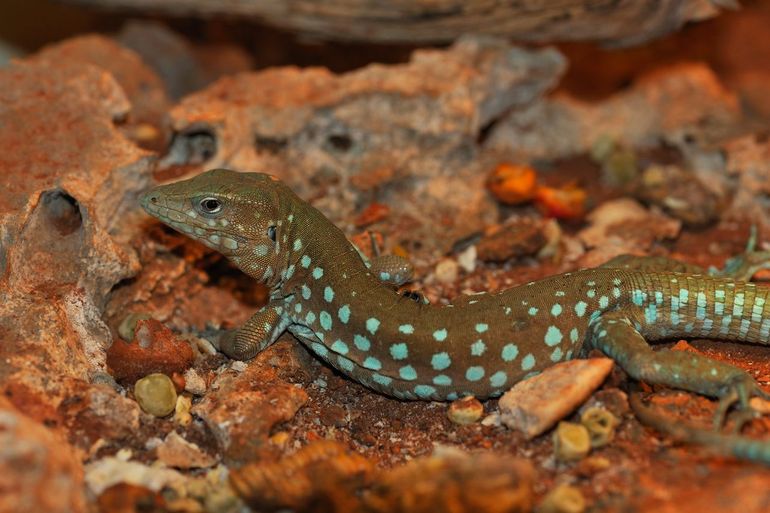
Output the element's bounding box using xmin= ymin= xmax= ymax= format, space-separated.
xmin=140 ymin=168 xmax=770 ymax=457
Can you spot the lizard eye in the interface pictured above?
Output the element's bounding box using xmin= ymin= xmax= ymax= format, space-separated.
xmin=267 ymin=225 xmax=277 ymax=242
xmin=198 ymin=197 xmax=222 ymax=214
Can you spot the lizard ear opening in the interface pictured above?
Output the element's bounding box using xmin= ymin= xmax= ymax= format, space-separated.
xmin=267 ymin=225 xmax=277 ymax=242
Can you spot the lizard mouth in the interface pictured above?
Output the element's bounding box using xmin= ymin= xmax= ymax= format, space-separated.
xmin=140 ymin=191 xmax=243 ymax=255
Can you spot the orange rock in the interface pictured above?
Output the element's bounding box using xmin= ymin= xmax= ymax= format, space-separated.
xmin=106 ymin=319 xmax=194 ymax=384
xmin=354 ymin=202 xmax=390 ymax=228
xmin=486 ymin=163 xmax=538 ymax=205
xmin=534 ymin=184 xmax=587 ymax=220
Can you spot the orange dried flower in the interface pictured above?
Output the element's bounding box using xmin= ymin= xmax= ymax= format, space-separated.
xmin=486 ymin=163 xmax=538 ymax=205
xmin=534 ymin=185 xmax=587 ymax=220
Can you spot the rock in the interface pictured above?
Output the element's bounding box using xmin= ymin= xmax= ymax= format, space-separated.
xmin=96 ymin=483 xmax=167 ymax=513
xmin=434 ymin=259 xmax=460 ymax=284
xmin=230 ymin=440 xmax=375 ymax=512
xmin=488 ymin=63 xmax=740 ymax=161
xmin=162 ymin=38 xmax=564 ymax=254
xmin=183 ymin=368 xmax=207 ymax=395
xmin=635 ymin=164 xmax=720 ymax=227
xmin=457 ymin=245 xmax=477 ymax=274
xmin=537 ymin=484 xmax=586 ymax=513
xmin=577 ymin=198 xmax=681 ymax=268
xmin=134 ymin=373 xmax=177 ymax=417
xmin=0 ymin=51 xmax=153 ymax=428
xmin=580 ymin=388 xmax=630 ymax=420
xmin=365 ymin=448 xmax=535 ymax=513
xmin=553 ymin=422 xmax=591 ymax=462
xmin=117 ymin=312 xmax=153 ymax=342
xmin=499 ymin=358 xmax=614 ymax=439
xmin=107 ymin=319 xmax=195 ymax=384
xmin=192 ymin=349 xmax=308 ymax=465
xmin=447 ymin=396 xmax=484 ymax=426
xmin=174 ymin=395 xmax=193 ymax=426
xmin=476 ymin=218 xmax=547 ymax=262
xmin=0 ymin=398 xmax=87 ymax=513
xmin=580 ymin=407 xmax=619 ymax=448
xmin=721 ymin=135 xmax=770 ymax=242
xmin=157 ymin=431 xmax=218 ymax=469
xmin=85 ymin=456 xmax=186 ymax=496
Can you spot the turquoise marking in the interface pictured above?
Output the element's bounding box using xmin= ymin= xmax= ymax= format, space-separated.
xmin=373 ymin=373 xmax=392 ymax=386
xmin=655 ymin=291 xmax=664 ymax=304
xmin=324 ymin=286 xmax=334 ymax=302
xmin=294 ymin=303 xmax=302 ymax=313
xmin=684 ymin=323 xmax=694 ymax=333
xmin=589 ymin=310 xmax=602 ymax=325
xmin=399 ymin=365 xmax=417 ymax=380
xmin=670 ymin=311 xmax=680 ymax=325
xmin=433 ymin=374 xmax=452 ymax=386
xmin=570 ymin=327 xmax=579 ymax=343
xmin=433 ymin=328 xmax=448 ymax=341
xmin=366 ymin=317 xmax=380 ymax=335
xmin=489 ymin=371 xmax=507 ymax=388
xmin=284 ymin=264 xmax=295 ymax=280
xmin=431 ymin=352 xmax=451 ymax=370
xmin=354 ymin=334 xmax=371 ymax=351
xmin=574 ymin=301 xmax=587 ymax=317
xmin=612 ymin=278 xmax=622 ymax=286
xmin=319 ymin=311 xmax=333 ymax=330
xmin=735 ymin=292 xmax=745 ymax=306
xmin=300 ymin=255 xmax=311 ymax=268
xmin=338 ymin=356 xmax=355 ymax=372
xmin=446 ymin=392 xmax=458 ymax=401
xmin=312 ymin=267 xmax=324 ymax=279
xmin=293 ymin=239 xmax=302 ymax=251
xmin=305 ymin=311 xmax=316 ymax=324
xmin=551 ymin=304 xmax=562 ymax=316
xmin=599 ymin=296 xmax=609 ymax=309
xmin=696 ymin=292 xmax=708 ymax=320
xmin=613 ymin=287 xmax=621 ymax=299
xmin=363 ymin=356 xmax=382 ymax=370
xmin=740 ymin=318 xmax=751 ymax=338
xmin=311 ymin=342 xmax=328 ymax=357
xmin=338 ymin=304 xmax=351 ymax=324
xmin=715 ymin=301 xmax=724 ymax=316
xmin=331 ymin=339 xmax=349 ymax=354
xmin=753 ymin=301 xmax=765 ymax=323
xmin=550 ymin=347 xmax=563 ymax=362
xmin=466 ymin=366 xmax=484 ymax=381
xmin=471 ymin=340 xmax=486 ymax=356
xmin=587 ymin=289 xmax=596 ymax=298
xmin=521 ymin=354 xmax=536 ymax=371
xmin=671 ymin=296 xmax=680 ymax=313
xmin=501 ymin=344 xmax=519 ymax=362
xmin=702 ymin=318 xmax=714 ymax=332
xmin=587 ymin=280 xmax=596 ymax=286
xmin=679 ymin=289 xmax=689 ymax=304
xmin=528 ymin=307 xmax=538 ymax=316
xmin=715 ymin=289 xmax=725 ymax=301
xmin=399 ymin=324 xmax=414 ymax=334
xmin=475 ymin=323 xmax=489 ymax=333
xmin=254 ymin=244 xmax=269 ymax=257
xmin=414 ymin=385 xmax=436 ymax=398
xmin=719 ymin=315 xmax=732 ymax=335
xmin=555 ymin=291 xmax=566 ymax=297
xmin=379 ymin=271 xmax=391 ymax=281
xmin=390 ymin=343 xmax=408 ymax=360
xmin=544 ymin=326 xmax=562 ymax=346
xmin=733 ymin=293 xmax=744 ymax=317
xmin=301 ymin=285 xmax=311 ymax=300
xmin=632 ymin=290 xmax=644 ymax=306
xmin=760 ymin=318 xmax=770 ymax=339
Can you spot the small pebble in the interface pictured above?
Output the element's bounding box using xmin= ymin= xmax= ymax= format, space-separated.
xmin=183 ymin=368 xmax=207 ymax=395
xmin=553 ymin=422 xmax=591 ymax=462
xmin=434 ymin=258 xmax=459 ymax=284
xmin=457 ymin=245 xmax=477 ymax=273
xmin=230 ymin=361 xmax=248 ymax=372
xmin=91 ymin=372 xmax=120 ymax=391
xmin=118 ymin=312 xmax=153 ymax=342
xmin=134 ymin=373 xmax=177 ymax=417
xmin=447 ymin=396 xmax=484 ymax=425
xmin=580 ymin=407 xmax=619 ymax=448
xmin=537 ymin=484 xmax=586 ymax=513
xmin=481 ymin=412 xmax=502 ymax=427
xmin=174 ymin=395 xmax=193 ymax=426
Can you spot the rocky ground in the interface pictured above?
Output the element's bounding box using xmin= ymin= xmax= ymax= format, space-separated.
xmin=2 ymin=3 xmax=770 ymax=512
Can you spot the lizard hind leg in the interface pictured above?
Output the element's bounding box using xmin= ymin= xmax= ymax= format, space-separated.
xmin=588 ymin=311 xmax=770 ymax=428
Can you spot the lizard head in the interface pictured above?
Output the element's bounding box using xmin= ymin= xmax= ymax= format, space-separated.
xmin=140 ymin=168 xmax=294 ymax=284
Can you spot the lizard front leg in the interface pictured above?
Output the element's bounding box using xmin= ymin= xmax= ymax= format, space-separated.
xmin=220 ymin=303 xmax=286 ymax=360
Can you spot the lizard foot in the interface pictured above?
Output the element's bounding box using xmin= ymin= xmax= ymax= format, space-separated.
xmin=713 ymin=373 xmax=770 ymax=432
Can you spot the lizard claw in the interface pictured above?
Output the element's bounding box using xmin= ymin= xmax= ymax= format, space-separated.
xmin=714 ymin=374 xmax=770 ymax=432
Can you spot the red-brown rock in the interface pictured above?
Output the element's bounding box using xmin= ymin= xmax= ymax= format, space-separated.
xmin=106 ymin=319 xmax=195 ymax=384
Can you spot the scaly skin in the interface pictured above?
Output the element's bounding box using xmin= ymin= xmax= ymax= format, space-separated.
xmin=141 ymin=169 xmax=770 ymax=456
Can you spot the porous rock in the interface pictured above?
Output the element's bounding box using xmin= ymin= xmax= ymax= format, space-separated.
xmin=499 ymin=358 xmax=614 ymax=439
